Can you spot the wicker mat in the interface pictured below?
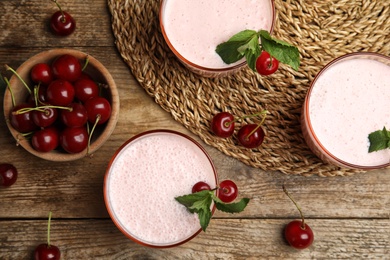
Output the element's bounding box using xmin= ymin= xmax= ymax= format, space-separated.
xmin=108 ymin=0 xmax=390 ymax=177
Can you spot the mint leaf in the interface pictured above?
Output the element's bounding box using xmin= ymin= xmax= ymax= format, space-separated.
xmin=198 ymin=208 xmax=212 ymax=232
xmin=211 ymin=193 xmax=250 ymax=213
xmin=259 ymin=30 xmax=300 ymax=71
xmin=368 ymin=127 xmax=390 ymax=153
xmin=216 ymin=30 xmax=258 ymax=65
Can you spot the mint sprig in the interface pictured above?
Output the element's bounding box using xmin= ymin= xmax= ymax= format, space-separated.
xmin=175 ymin=190 xmax=250 ymax=231
xmin=216 ymin=29 xmax=300 ymax=71
xmin=368 ymin=127 xmax=390 ymax=153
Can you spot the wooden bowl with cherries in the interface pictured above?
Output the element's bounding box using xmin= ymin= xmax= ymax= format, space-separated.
xmin=3 ymin=49 xmax=119 ymax=161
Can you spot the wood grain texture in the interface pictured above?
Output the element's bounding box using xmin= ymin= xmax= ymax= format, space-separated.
xmin=0 ymin=0 xmax=389 ymax=259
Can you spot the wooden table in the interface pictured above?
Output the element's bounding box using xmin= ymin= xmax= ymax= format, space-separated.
xmin=1 ymin=1 xmax=389 ymax=259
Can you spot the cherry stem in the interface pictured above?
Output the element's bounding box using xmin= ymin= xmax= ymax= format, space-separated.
xmin=47 ymin=211 xmax=52 ymax=247
xmin=87 ymin=114 xmax=101 ymax=155
xmin=4 ymin=76 xmax=16 ymax=107
xmin=14 ymin=105 xmax=72 ymax=115
xmin=5 ymin=64 xmax=32 ymax=95
xmin=82 ymin=55 xmax=90 ymax=71
xmin=246 ymin=110 xmax=268 ymax=139
xmin=282 ymin=185 xmax=306 ymax=229
xmin=52 ymin=0 xmax=65 ymax=22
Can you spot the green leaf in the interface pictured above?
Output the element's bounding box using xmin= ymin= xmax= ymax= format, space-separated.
xmin=212 ymin=194 xmax=250 ymax=213
xmin=175 ymin=190 xmax=212 ymax=209
xmin=259 ymin=30 xmax=300 ymax=71
xmin=368 ymin=127 xmax=390 ymax=153
xmin=198 ymin=208 xmax=212 ymax=232
xmin=216 ymin=30 xmax=258 ymax=65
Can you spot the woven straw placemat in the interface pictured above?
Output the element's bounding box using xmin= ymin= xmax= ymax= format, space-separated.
xmin=108 ymin=0 xmax=389 ymax=177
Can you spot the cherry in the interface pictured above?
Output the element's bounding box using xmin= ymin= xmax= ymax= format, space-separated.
xmin=192 ymin=181 xmax=211 ymax=193
xmin=73 ymin=78 xmax=99 ymax=102
xmin=32 ymin=107 xmax=58 ymax=128
xmin=218 ymin=180 xmax=238 ymax=203
xmin=60 ymin=103 xmax=88 ymax=127
xmin=60 ymin=126 xmax=88 ymax=153
xmin=237 ymin=124 xmax=265 ymax=148
xmin=31 ymin=127 xmax=59 ymax=153
xmin=84 ymin=96 xmax=111 ymax=125
xmin=30 ymin=63 xmax=53 ymax=85
xmin=27 ymin=85 xmax=48 ymax=106
xmin=211 ymin=112 xmax=235 ymax=138
xmin=46 ymin=79 xmax=75 ymax=106
xmin=0 ymin=163 xmax=18 ymax=187
xmin=10 ymin=103 xmax=39 ymax=133
xmin=51 ymin=54 xmax=82 ymax=82
xmin=34 ymin=212 xmax=61 ymax=260
xmin=50 ymin=0 xmax=76 ymax=37
xmin=283 ymin=185 xmax=314 ymax=249
xmin=256 ymin=51 xmax=279 ymax=76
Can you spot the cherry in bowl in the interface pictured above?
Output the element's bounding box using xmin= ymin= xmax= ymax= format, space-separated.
xmin=3 ymin=49 xmax=119 ymax=162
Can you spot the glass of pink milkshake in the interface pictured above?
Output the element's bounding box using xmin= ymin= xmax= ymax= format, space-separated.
xmin=159 ymin=0 xmax=275 ymax=77
xmin=301 ymin=52 xmax=390 ymax=170
xmin=104 ymin=130 xmax=218 ymax=247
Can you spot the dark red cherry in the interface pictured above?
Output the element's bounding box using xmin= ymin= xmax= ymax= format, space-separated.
xmin=27 ymin=85 xmax=48 ymax=106
xmin=284 ymin=220 xmax=314 ymax=249
xmin=237 ymin=124 xmax=265 ymax=149
xmin=211 ymin=112 xmax=235 ymax=138
xmin=50 ymin=10 xmax=76 ymax=37
xmin=51 ymin=54 xmax=81 ymax=82
xmin=256 ymin=51 xmax=279 ymax=76
xmin=60 ymin=103 xmax=88 ymax=127
xmin=73 ymin=78 xmax=99 ymax=102
xmin=31 ymin=127 xmax=59 ymax=153
xmin=32 ymin=107 xmax=58 ymax=128
xmin=84 ymin=97 xmax=111 ymax=125
xmin=34 ymin=243 xmax=61 ymax=260
xmin=192 ymin=181 xmax=211 ymax=193
xmin=46 ymin=79 xmax=75 ymax=106
xmin=30 ymin=63 xmax=53 ymax=85
xmin=218 ymin=180 xmax=238 ymax=203
xmin=0 ymin=163 xmax=18 ymax=187
xmin=10 ymin=103 xmax=39 ymax=133
xmin=60 ymin=126 xmax=88 ymax=153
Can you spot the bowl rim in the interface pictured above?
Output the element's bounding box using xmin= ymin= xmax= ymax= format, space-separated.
xmin=303 ymin=52 xmax=390 ymax=170
xmin=3 ymin=48 xmax=120 ymax=161
xmin=103 ymin=129 xmax=219 ymax=248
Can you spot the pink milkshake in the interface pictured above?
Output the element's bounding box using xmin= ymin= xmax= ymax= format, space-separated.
xmin=301 ymin=53 xmax=390 ymax=169
xmin=159 ymin=0 xmax=275 ymax=76
xmin=104 ymin=130 xmax=218 ymax=247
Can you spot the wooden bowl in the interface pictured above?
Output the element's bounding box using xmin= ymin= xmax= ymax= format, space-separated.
xmin=3 ymin=49 xmax=119 ymax=161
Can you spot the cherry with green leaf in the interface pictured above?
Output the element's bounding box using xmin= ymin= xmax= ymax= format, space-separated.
xmin=176 ymin=180 xmax=250 ymax=231
xmin=283 ymin=185 xmax=314 ymax=249
xmin=34 ymin=211 xmax=61 ymax=260
xmin=216 ymin=29 xmax=300 ymax=75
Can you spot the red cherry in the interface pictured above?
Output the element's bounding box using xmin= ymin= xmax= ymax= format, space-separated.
xmin=218 ymin=180 xmax=238 ymax=203
xmin=30 ymin=63 xmax=53 ymax=85
xmin=51 ymin=54 xmax=82 ymax=82
xmin=46 ymin=79 xmax=75 ymax=106
xmin=31 ymin=127 xmax=59 ymax=153
xmin=60 ymin=103 xmax=88 ymax=127
xmin=50 ymin=10 xmax=76 ymax=37
xmin=10 ymin=103 xmax=39 ymax=133
xmin=0 ymin=163 xmax=18 ymax=187
xmin=34 ymin=244 xmax=61 ymax=260
xmin=255 ymin=51 xmax=279 ymax=76
xmin=60 ymin=126 xmax=88 ymax=153
xmin=84 ymin=96 xmax=111 ymax=125
xmin=284 ymin=220 xmax=314 ymax=249
xmin=237 ymin=124 xmax=265 ymax=149
xmin=32 ymin=107 xmax=58 ymax=128
xmin=73 ymin=78 xmax=99 ymax=102
xmin=192 ymin=181 xmax=211 ymax=193
xmin=211 ymin=112 xmax=235 ymax=138
xmin=27 ymin=85 xmax=48 ymax=106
